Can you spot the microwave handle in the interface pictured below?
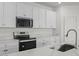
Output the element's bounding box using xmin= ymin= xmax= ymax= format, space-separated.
xmin=30 ymin=20 xmax=33 ymax=28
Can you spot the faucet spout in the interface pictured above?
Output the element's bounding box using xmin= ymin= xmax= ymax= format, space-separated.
xmin=66 ymin=29 xmax=77 ymax=49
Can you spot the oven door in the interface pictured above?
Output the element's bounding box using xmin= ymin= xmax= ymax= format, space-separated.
xmin=19 ymin=40 xmax=36 ymax=51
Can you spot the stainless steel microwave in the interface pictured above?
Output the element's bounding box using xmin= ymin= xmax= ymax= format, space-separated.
xmin=16 ymin=17 xmax=33 ymax=28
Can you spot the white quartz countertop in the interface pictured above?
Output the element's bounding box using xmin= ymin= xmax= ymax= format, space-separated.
xmin=6 ymin=46 xmax=79 ymax=56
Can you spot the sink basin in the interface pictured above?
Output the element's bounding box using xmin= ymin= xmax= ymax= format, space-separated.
xmin=58 ymin=44 xmax=75 ymax=52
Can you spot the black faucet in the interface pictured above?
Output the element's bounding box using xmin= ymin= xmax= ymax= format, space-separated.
xmin=66 ymin=29 xmax=77 ymax=49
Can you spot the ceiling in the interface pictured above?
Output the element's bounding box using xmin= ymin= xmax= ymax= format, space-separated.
xmin=36 ymin=2 xmax=59 ymax=8
xmin=36 ymin=2 xmax=79 ymax=8
xmin=62 ymin=2 xmax=79 ymax=6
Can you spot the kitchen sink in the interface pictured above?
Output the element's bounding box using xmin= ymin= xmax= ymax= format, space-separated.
xmin=58 ymin=44 xmax=75 ymax=52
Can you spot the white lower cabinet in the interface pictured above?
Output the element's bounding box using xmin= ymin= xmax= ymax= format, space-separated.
xmin=0 ymin=44 xmax=5 ymax=55
xmin=50 ymin=36 xmax=60 ymax=49
xmin=0 ymin=40 xmax=19 ymax=56
xmin=0 ymin=50 xmax=5 ymax=56
xmin=36 ymin=37 xmax=51 ymax=48
xmin=36 ymin=36 xmax=60 ymax=48
xmin=5 ymin=46 xmax=18 ymax=54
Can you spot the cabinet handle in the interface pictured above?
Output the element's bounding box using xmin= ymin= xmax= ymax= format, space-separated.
xmin=42 ymin=42 xmax=45 ymax=45
xmin=4 ymin=49 xmax=8 ymax=52
xmin=2 ymin=24 xmax=5 ymax=26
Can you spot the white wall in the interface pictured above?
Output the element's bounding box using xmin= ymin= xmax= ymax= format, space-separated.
xmin=56 ymin=6 xmax=63 ymax=44
xmin=57 ymin=5 xmax=79 ymax=46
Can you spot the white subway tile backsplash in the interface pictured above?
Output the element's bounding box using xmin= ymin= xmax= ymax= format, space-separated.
xmin=0 ymin=28 xmax=57 ymax=40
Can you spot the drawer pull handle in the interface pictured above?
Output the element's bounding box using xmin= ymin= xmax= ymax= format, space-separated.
xmin=4 ymin=50 xmax=8 ymax=52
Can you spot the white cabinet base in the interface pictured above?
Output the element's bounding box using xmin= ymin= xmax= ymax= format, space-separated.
xmin=0 ymin=40 xmax=19 ymax=56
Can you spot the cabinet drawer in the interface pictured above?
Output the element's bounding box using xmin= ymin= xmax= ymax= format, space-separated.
xmin=5 ymin=47 xmax=19 ymax=54
xmin=36 ymin=37 xmax=51 ymax=48
xmin=37 ymin=41 xmax=50 ymax=48
xmin=0 ymin=44 xmax=5 ymax=56
xmin=0 ymin=50 xmax=5 ymax=56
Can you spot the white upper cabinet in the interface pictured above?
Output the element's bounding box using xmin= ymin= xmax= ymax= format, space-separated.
xmin=0 ymin=2 xmax=56 ymax=28
xmin=0 ymin=2 xmax=16 ymax=27
xmin=33 ymin=7 xmax=46 ymax=28
xmin=39 ymin=8 xmax=46 ymax=28
xmin=33 ymin=7 xmax=39 ymax=28
xmin=33 ymin=6 xmax=56 ymax=28
xmin=0 ymin=3 xmax=4 ymax=27
xmin=17 ymin=3 xmax=33 ymax=18
xmin=46 ymin=10 xmax=56 ymax=28
xmin=3 ymin=2 xmax=16 ymax=27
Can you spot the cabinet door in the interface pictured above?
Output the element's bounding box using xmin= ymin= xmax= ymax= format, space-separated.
xmin=33 ymin=7 xmax=46 ymax=28
xmin=46 ymin=10 xmax=56 ymax=28
xmin=33 ymin=7 xmax=39 ymax=28
xmin=4 ymin=2 xmax=16 ymax=27
xmin=5 ymin=46 xmax=18 ymax=54
xmin=0 ymin=44 xmax=5 ymax=56
xmin=36 ymin=38 xmax=43 ymax=48
xmin=0 ymin=3 xmax=4 ymax=27
xmin=17 ymin=3 xmax=33 ymax=18
xmin=36 ymin=37 xmax=50 ymax=48
xmin=17 ymin=3 xmax=25 ymax=17
xmin=5 ymin=40 xmax=19 ymax=54
xmin=23 ymin=4 xmax=33 ymax=18
xmin=39 ymin=8 xmax=46 ymax=28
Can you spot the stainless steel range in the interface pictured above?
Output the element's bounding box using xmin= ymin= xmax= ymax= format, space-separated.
xmin=13 ymin=32 xmax=36 ymax=51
